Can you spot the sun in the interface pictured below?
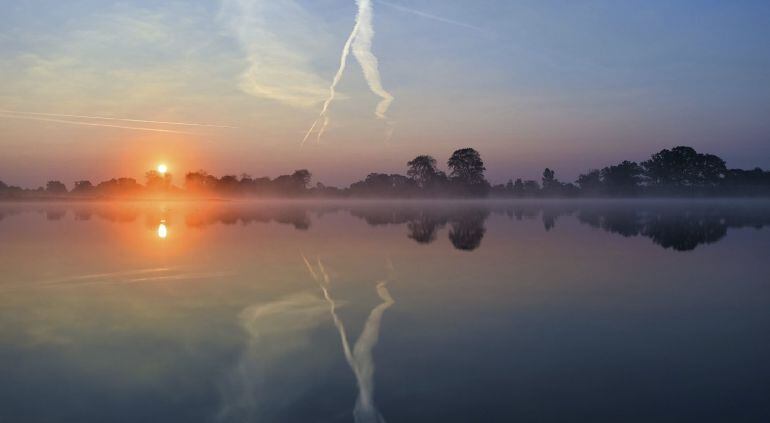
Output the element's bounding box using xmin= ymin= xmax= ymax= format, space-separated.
xmin=157 ymin=164 xmax=168 ymax=174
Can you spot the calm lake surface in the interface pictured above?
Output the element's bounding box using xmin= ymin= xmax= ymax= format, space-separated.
xmin=1 ymin=200 xmax=769 ymax=423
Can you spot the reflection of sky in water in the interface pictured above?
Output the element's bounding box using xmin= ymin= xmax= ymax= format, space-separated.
xmin=0 ymin=201 xmax=769 ymax=422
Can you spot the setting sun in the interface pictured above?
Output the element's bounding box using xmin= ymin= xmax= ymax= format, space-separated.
xmin=157 ymin=164 xmax=168 ymax=174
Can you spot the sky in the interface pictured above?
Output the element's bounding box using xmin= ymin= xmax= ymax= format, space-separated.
xmin=1 ymin=0 xmax=769 ymax=187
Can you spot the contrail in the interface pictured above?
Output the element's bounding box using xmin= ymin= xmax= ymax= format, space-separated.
xmin=0 ymin=113 xmax=196 ymax=135
xmin=303 ymin=0 xmax=393 ymax=144
xmin=0 ymin=109 xmax=236 ymax=128
xmin=376 ymin=0 xmax=489 ymax=35
xmin=352 ymin=0 xmax=394 ymax=120
xmin=301 ymin=17 xmax=361 ymax=145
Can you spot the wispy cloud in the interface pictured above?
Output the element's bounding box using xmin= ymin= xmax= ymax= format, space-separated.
xmin=220 ymin=0 xmax=330 ymax=109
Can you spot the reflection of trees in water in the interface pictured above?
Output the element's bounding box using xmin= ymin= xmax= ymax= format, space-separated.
xmin=406 ymin=215 xmax=445 ymax=244
xmin=185 ymin=207 xmax=312 ymax=230
xmin=448 ymin=209 xmax=489 ymax=251
xmin=3 ymin=201 xmax=769 ymax=251
xmin=570 ymin=203 xmax=770 ymax=251
xmin=349 ymin=205 xmax=488 ymax=251
xmin=641 ymin=213 xmax=727 ymax=251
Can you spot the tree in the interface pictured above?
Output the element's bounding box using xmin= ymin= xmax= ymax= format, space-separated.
xmin=145 ymin=170 xmax=172 ymax=191
xmin=642 ymin=146 xmax=727 ymax=193
xmin=291 ymin=169 xmax=312 ymax=190
xmin=72 ymin=180 xmax=94 ymax=195
xmin=447 ymin=148 xmax=489 ymax=196
xmin=541 ymin=168 xmax=564 ymax=194
xmin=601 ymin=161 xmax=643 ymax=196
xmin=185 ymin=170 xmax=218 ymax=192
xmin=576 ymin=169 xmax=603 ymax=195
xmin=46 ymin=180 xmax=67 ymax=194
xmin=218 ymin=175 xmax=240 ymax=193
xmin=95 ymin=178 xmax=142 ymax=196
xmin=542 ymin=168 xmax=555 ymax=188
xmin=407 ymin=155 xmax=439 ymax=187
xmin=348 ymin=173 xmax=417 ymax=197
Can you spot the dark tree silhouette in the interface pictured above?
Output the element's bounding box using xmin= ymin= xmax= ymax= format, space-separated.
xmin=642 ymin=146 xmax=727 ymax=194
xmin=72 ymin=180 xmax=94 ymax=195
xmin=407 ymin=155 xmax=439 ymax=187
xmin=45 ymin=180 xmax=67 ymax=194
xmin=145 ymin=170 xmax=172 ymax=191
xmin=576 ymin=169 xmax=603 ymax=195
xmin=601 ymin=161 xmax=644 ymax=196
xmin=447 ymin=148 xmax=489 ymax=196
xmin=3 ymin=145 xmax=770 ymax=200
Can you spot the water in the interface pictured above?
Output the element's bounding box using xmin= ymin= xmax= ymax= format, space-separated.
xmin=1 ymin=200 xmax=769 ymax=422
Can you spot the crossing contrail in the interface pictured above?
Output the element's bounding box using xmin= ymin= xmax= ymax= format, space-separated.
xmin=0 ymin=109 xmax=236 ymax=128
xmin=376 ymin=0 xmax=489 ymax=35
xmin=303 ymin=0 xmax=393 ymax=144
xmin=301 ymin=16 xmax=360 ymax=145
xmin=0 ymin=113 xmax=196 ymax=135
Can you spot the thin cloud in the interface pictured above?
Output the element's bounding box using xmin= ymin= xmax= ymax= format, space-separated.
xmin=376 ymin=0 xmax=489 ymax=35
xmin=221 ymin=0 xmax=330 ymax=109
xmin=0 ymin=113 xmax=195 ymax=135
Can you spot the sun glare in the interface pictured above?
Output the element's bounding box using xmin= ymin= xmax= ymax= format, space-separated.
xmin=157 ymin=221 xmax=168 ymax=239
xmin=157 ymin=164 xmax=168 ymax=174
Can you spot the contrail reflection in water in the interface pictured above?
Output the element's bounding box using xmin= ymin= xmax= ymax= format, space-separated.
xmin=303 ymin=255 xmax=395 ymax=423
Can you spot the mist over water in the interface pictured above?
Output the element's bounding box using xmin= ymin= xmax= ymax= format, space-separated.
xmin=0 ymin=200 xmax=769 ymax=422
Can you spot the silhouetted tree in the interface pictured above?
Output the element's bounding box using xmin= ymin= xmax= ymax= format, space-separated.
xmin=145 ymin=170 xmax=172 ymax=191
xmin=601 ymin=161 xmax=644 ymax=196
xmin=407 ymin=155 xmax=438 ymax=187
xmin=72 ymin=180 xmax=94 ymax=195
xmin=45 ymin=180 xmax=67 ymax=194
xmin=723 ymin=167 xmax=770 ymax=196
xmin=541 ymin=168 xmax=565 ymax=195
xmin=218 ymin=175 xmax=240 ymax=194
xmin=447 ymin=148 xmax=489 ymax=196
xmin=576 ymin=169 xmax=603 ymax=195
xmin=349 ymin=173 xmax=417 ymax=197
xmin=185 ymin=170 xmax=218 ymax=192
xmin=95 ymin=177 xmax=142 ymax=196
xmin=642 ymin=146 xmax=727 ymax=194
xmin=291 ymin=169 xmax=312 ymax=190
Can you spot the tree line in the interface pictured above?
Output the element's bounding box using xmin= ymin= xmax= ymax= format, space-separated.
xmin=2 ymin=146 xmax=770 ymax=199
